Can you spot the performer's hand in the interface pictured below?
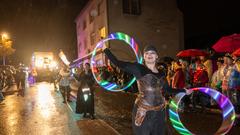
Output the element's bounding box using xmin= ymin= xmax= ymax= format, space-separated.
xmin=102 ymin=43 xmax=108 ymax=51
xmin=185 ymin=89 xmax=193 ymax=95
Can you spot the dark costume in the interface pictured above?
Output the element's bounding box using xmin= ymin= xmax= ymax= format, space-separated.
xmin=75 ymin=69 xmax=95 ymax=117
xmin=104 ymin=49 xmax=184 ymax=135
xmin=15 ymin=67 xmax=26 ymax=96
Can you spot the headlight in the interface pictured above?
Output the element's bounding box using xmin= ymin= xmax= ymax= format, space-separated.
xmin=50 ymin=61 xmax=58 ymax=68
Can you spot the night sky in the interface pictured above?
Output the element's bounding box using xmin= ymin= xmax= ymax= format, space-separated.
xmin=178 ymin=0 xmax=240 ymax=49
xmin=1 ymin=0 xmax=240 ymax=65
xmin=0 ymin=0 xmax=88 ymax=65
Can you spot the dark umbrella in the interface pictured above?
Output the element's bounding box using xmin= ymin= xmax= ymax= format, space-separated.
xmin=212 ymin=33 xmax=240 ymax=53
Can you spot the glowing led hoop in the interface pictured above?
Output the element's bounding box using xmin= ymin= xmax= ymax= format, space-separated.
xmin=169 ymin=87 xmax=236 ymax=135
xmin=91 ymin=32 xmax=143 ymax=92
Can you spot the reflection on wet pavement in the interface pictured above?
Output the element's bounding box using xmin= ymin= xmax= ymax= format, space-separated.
xmin=36 ymin=83 xmax=55 ymax=118
xmin=0 ymin=82 xmax=81 ymax=135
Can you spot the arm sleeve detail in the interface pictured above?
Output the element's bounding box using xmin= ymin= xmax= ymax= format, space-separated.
xmin=162 ymin=77 xmax=185 ymax=95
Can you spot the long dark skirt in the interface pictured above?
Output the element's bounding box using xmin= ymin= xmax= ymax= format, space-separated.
xmin=132 ymin=104 xmax=167 ymax=135
xmin=76 ymin=87 xmax=94 ymax=115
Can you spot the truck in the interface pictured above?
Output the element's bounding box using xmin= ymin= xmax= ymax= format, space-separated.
xmin=31 ymin=52 xmax=58 ymax=81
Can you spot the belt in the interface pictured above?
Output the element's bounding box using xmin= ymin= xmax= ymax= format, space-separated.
xmin=135 ymin=98 xmax=166 ymax=111
xmin=134 ymin=99 xmax=166 ymax=126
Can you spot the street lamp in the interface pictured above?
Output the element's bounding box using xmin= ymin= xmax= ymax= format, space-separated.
xmin=1 ymin=33 xmax=8 ymax=40
xmin=0 ymin=32 xmax=10 ymax=65
xmin=0 ymin=33 xmax=8 ymax=43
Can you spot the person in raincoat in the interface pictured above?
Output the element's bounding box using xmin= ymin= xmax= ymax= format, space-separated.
xmin=229 ymin=57 xmax=240 ymax=125
xmin=192 ymin=63 xmax=209 ymax=111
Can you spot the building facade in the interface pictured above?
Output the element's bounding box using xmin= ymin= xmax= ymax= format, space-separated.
xmin=73 ymin=0 xmax=184 ymax=67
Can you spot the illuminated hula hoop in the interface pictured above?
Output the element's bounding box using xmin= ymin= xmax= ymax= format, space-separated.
xmin=169 ymin=87 xmax=236 ymax=135
xmin=91 ymin=32 xmax=143 ymax=92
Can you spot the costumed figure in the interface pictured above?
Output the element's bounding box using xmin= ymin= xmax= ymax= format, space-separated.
xmin=199 ymin=55 xmax=213 ymax=85
xmin=172 ymin=62 xmax=185 ymax=89
xmin=103 ymin=45 xmax=190 ymax=135
xmin=15 ymin=65 xmax=26 ymax=96
xmin=192 ymin=63 xmax=209 ymax=111
xmin=211 ymin=57 xmax=224 ymax=91
xmin=75 ymin=63 xmax=95 ymax=119
xmin=59 ymin=67 xmax=71 ymax=103
xmin=229 ymin=57 xmax=240 ymax=125
xmin=221 ymin=54 xmax=234 ymax=101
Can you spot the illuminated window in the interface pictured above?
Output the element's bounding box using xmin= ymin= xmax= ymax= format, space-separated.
xmin=99 ymin=27 xmax=106 ymax=38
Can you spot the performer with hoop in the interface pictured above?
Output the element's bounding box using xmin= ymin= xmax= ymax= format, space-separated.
xmin=102 ymin=44 xmax=191 ymax=135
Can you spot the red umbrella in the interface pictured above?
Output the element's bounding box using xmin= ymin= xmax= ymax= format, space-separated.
xmin=212 ymin=33 xmax=240 ymax=53
xmin=232 ymin=48 xmax=240 ymax=56
xmin=176 ymin=49 xmax=208 ymax=57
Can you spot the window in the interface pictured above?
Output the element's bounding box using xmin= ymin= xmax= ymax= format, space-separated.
xmin=123 ymin=0 xmax=130 ymax=14
xmin=122 ymin=0 xmax=141 ymax=15
xmin=90 ymin=32 xmax=96 ymax=46
xmin=89 ymin=12 xmax=94 ymax=23
xmin=97 ymin=0 xmax=103 ymax=16
xmin=97 ymin=3 xmax=101 ymax=16
xmin=99 ymin=27 xmax=106 ymax=38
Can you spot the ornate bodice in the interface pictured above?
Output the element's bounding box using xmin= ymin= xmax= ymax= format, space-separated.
xmin=136 ymin=74 xmax=166 ymax=107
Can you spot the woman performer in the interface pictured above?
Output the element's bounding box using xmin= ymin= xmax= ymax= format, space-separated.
xmin=102 ymin=44 xmax=191 ymax=135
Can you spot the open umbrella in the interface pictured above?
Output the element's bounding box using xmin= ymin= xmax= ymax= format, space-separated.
xmin=212 ymin=33 xmax=240 ymax=53
xmin=232 ymin=48 xmax=240 ymax=56
xmin=176 ymin=49 xmax=208 ymax=57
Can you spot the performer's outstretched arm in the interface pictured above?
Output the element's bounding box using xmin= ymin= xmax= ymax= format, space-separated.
xmin=103 ymin=48 xmax=142 ymax=78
